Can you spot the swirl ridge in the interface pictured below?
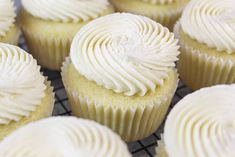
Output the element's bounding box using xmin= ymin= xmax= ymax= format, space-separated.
xmin=181 ymin=0 xmax=235 ymax=54
xmin=22 ymin=0 xmax=111 ymax=23
xmin=0 ymin=0 xmax=15 ymax=37
xmin=0 ymin=117 xmax=131 ymax=157
xmin=164 ymin=85 xmax=235 ymax=157
xmin=0 ymin=43 xmax=46 ymax=125
xmin=71 ymin=13 xmax=179 ymax=96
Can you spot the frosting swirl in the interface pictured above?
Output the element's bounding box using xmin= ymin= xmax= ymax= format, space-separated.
xmin=0 ymin=43 xmax=46 ymax=125
xmin=0 ymin=117 xmax=131 ymax=157
xmin=163 ymin=85 xmax=235 ymax=157
xmin=181 ymin=0 xmax=235 ymax=54
xmin=22 ymin=0 xmax=112 ymax=23
xmin=71 ymin=13 xmax=179 ymax=96
xmin=0 ymin=0 xmax=15 ymax=37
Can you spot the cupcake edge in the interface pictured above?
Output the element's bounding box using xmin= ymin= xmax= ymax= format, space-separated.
xmin=21 ymin=27 xmax=72 ymax=70
xmin=61 ymin=57 xmax=179 ymax=141
xmin=109 ymin=0 xmax=187 ymax=30
xmin=0 ymin=24 xmax=20 ymax=45
xmin=0 ymin=77 xmax=55 ymax=140
xmin=174 ymin=21 xmax=235 ymax=90
xmin=19 ymin=7 xmax=114 ymax=70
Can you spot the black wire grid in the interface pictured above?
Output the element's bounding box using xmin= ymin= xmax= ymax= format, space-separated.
xmin=19 ymin=37 xmax=193 ymax=157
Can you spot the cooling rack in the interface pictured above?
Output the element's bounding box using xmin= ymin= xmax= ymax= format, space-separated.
xmin=19 ymin=37 xmax=193 ymax=157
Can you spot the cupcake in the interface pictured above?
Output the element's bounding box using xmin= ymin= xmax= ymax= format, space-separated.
xmin=0 ymin=117 xmax=131 ymax=157
xmin=155 ymin=84 xmax=235 ymax=157
xmin=0 ymin=43 xmax=54 ymax=140
xmin=19 ymin=0 xmax=114 ymax=70
xmin=0 ymin=0 xmax=20 ymax=45
xmin=175 ymin=0 xmax=235 ymax=90
xmin=62 ymin=13 xmax=180 ymax=141
xmin=109 ymin=0 xmax=189 ymax=30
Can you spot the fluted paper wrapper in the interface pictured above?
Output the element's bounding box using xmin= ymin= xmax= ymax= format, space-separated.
xmin=154 ymin=10 xmax=182 ymax=31
xmin=61 ymin=58 xmax=178 ymax=142
xmin=22 ymin=28 xmax=71 ymax=70
xmin=110 ymin=0 xmax=186 ymax=30
xmin=175 ymin=22 xmax=235 ymax=90
xmin=0 ymin=78 xmax=55 ymax=140
xmin=19 ymin=7 xmax=114 ymax=71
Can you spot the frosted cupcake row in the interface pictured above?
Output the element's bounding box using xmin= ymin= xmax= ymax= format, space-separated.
xmin=1 ymin=0 xmax=189 ymax=70
xmin=1 ymin=0 xmax=234 ymax=89
xmin=0 ymin=0 xmax=181 ymax=143
xmin=0 ymin=0 xmax=234 ymax=156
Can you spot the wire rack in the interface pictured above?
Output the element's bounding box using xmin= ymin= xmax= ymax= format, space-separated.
xmin=18 ymin=37 xmax=193 ymax=157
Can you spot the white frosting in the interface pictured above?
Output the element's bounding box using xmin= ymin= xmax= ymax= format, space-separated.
xmin=181 ymin=0 xmax=235 ymax=54
xmin=22 ymin=0 xmax=112 ymax=23
xmin=0 ymin=43 xmax=46 ymax=125
xmin=164 ymin=85 xmax=235 ymax=157
xmin=71 ymin=13 xmax=179 ymax=96
xmin=0 ymin=117 xmax=131 ymax=157
xmin=0 ymin=0 xmax=15 ymax=37
xmin=138 ymin=0 xmax=175 ymax=4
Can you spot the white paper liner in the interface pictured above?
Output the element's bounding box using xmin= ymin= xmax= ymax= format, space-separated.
xmin=61 ymin=57 xmax=178 ymax=141
xmin=174 ymin=22 xmax=235 ymax=90
xmin=110 ymin=0 xmax=187 ymax=30
xmin=22 ymin=28 xmax=71 ymax=70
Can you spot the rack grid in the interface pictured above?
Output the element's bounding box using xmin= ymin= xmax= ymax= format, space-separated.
xmin=19 ymin=37 xmax=193 ymax=157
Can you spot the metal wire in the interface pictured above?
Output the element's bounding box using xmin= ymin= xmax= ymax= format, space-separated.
xmin=19 ymin=37 xmax=193 ymax=157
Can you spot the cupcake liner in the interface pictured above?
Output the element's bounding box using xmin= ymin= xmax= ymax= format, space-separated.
xmin=21 ymin=28 xmax=71 ymax=70
xmin=174 ymin=22 xmax=235 ymax=90
xmin=39 ymin=78 xmax=55 ymax=118
xmin=156 ymin=10 xmax=182 ymax=31
xmin=61 ymin=58 xmax=178 ymax=141
xmin=155 ymin=134 xmax=168 ymax=157
xmin=0 ymin=25 xmax=20 ymax=45
xmin=19 ymin=7 xmax=114 ymax=71
xmin=110 ymin=0 xmax=186 ymax=30
xmin=0 ymin=77 xmax=55 ymax=140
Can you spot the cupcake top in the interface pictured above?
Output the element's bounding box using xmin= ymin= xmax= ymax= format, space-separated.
xmin=71 ymin=13 xmax=179 ymax=96
xmin=0 ymin=117 xmax=131 ymax=157
xmin=0 ymin=0 xmax=15 ymax=37
xmin=180 ymin=0 xmax=235 ymax=54
xmin=163 ymin=85 xmax=235 ymax=157
xmin=0 ymin=43 xmax=46 ymax=125
xmin=21 ymin=0 xmax=112 ymax=23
